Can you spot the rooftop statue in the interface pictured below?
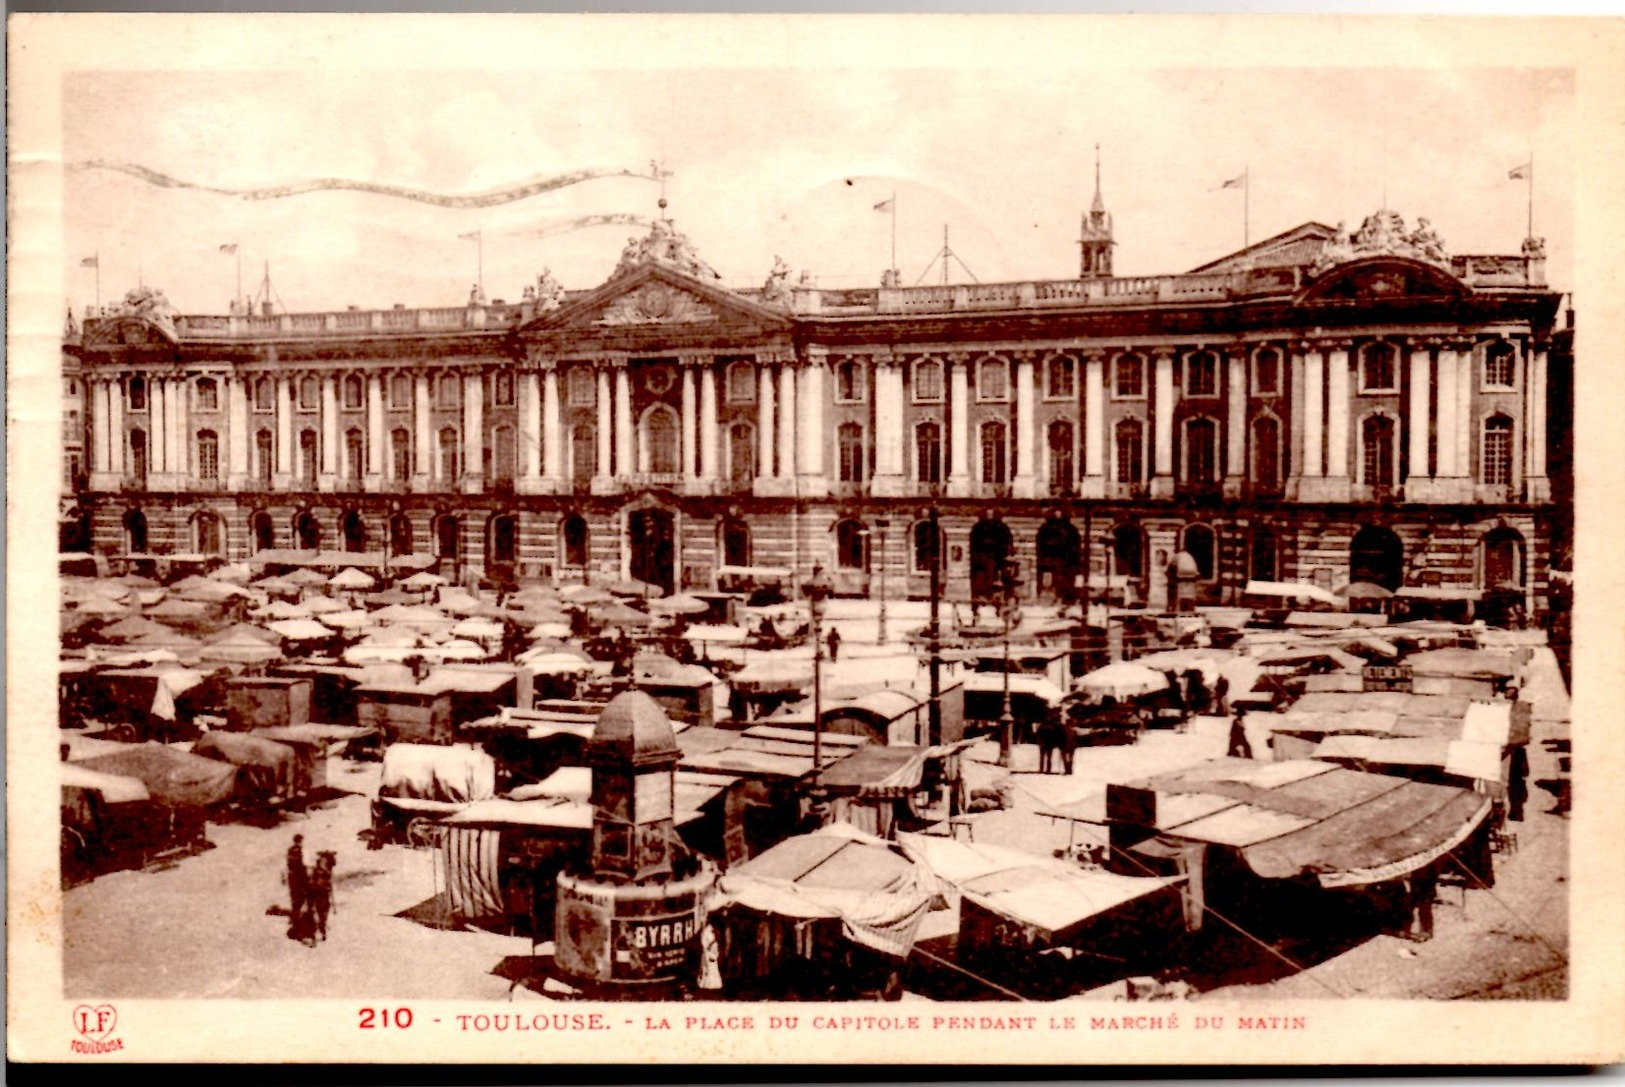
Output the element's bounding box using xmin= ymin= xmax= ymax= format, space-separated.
xmin=1311 ymin=209 xmax=1450 ymax=274
xmin=609 ymin=217 xmax=721 ymax=282
xmin=534 ymin=268 xmax=564 ymax=311
xmin=760 ymin=256 xmax=792 ymax=305
xmin=115 ymin=285 xmax=178 ymax=335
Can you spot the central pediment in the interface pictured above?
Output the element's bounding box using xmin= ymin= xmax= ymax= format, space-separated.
xmin=519 ymin=262 xmax=793 ymax=340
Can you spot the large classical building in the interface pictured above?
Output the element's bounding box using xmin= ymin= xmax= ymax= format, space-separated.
xmin=61 ymin=182 xmax=1568 ymax=615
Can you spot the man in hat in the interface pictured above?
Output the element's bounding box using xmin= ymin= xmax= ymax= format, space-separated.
xmin=286 ymin=834 xmax=309 ymax=940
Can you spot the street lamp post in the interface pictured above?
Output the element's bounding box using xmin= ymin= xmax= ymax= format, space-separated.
xmin=925 ymin=502 xmax=943 ymax=748
xmin=801 ymin=563 xmax=834 ymax=770
xmin=995 ymin=558 xmax=1020 ymax=769
xmin=875 ymin=518 xmax=889 ymax=646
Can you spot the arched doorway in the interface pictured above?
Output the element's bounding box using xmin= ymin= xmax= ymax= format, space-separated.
xmin=1035 ymin=517 xmax=1081 ymax=603
xmin=1349 ymin=525 xmax=1404 ymax=590
xmin=294 ymin=512 xmax=323 ymax=551
xmin=341 ymin=511 xmax=367 ymax=553
xmin=969 ymin=518 xmax=1013 ymax=602
xmin=194 ymin=511 xmax=224 ymax=556
xmin=489 ymin=514 xmax=519 ymax=568
xmin=250 ymin=510 xmax=275 ymax=553
xmin=561 ymin=515 xmax=589 ymax=568
xmin=719 ymin=518 xmax=751 ymax=568
xmin=389 ymin=514 xmax=413 ymax=558
xmin=435 ymin=515 xmax=460 ymax=561
xmin=123 ymin=508 xmax=148 ymax=554
xmin=1481 ymin=527 xmax=1525 ymax=590
xmin=628 ymin=507 xmax=677 ymax=595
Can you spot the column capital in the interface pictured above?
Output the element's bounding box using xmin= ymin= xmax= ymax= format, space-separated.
xmin=945 ymin=350 xmax=972 ymax=366
xmin=1080 ymin=347 xmax=1110 ymax=364
xmin=1150 ymin=347 xmax=1176 ymax=363
xmin=677 ymin=353 xmax=712 ymax=370
xmin=1323 ymin=337 xmax=1356 ymax=351
xmin=1401 ymin=335 xmax=1443 ymax=351
xmin=1440 ymin=337 xmax=1477 ymax=355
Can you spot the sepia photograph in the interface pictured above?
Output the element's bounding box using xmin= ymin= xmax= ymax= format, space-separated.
xmin=9 ymin=12 xmax=1624 ymax=1066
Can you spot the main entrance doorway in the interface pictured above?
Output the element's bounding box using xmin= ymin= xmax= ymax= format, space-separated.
xmin=628 ymin=507 xmax=677 ymax=595
xmin=969 ymin=518 xmax=1013 ymax=603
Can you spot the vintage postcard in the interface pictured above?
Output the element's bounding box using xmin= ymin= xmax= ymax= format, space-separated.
xmin=8 ymin=12 xmax=1625 ymax=1067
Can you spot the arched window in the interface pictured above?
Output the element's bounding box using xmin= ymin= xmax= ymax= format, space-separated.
xmin=123 ymin=509 xmax=148 ymax=553
xmin=493 ymin=371 xmax=514 ymax=407
xmin=1114 ymin=418 xmax=1143 ymax=483
xmin=1482 ymin=527 xmax=1525 ymax=589
xmin=1114 ymin=352 xmax=1144 ymax=398
xmin=569 ymin=367 xmax=596 ymax=406
xmin=299 ymin=429 xmax=318 ymax=483
xmin=1482 ymin=414 xmax=1515 ymax=486
xmin=726 ymin=361 xmax=755 ymax=403
xmin=345 ymin=428 xmax=365 ymax=482
xmin=1048 ymin=420 xmax=1075 ymax=490
xmin=490 ymin=424 xmax=516 ymax=481
xmin=1484 ymin=342 xmax=1517 ymax=389
xmin=1250 ymin=524 xmax=1278 ymax=582
xmin=976 ymin=357 xmax=1009 ymax=402
xmin=436 ymin=515 xmax=460 ymax=560
xmin=911 ymin=520 xmax=945 ymax=576
xmin=835 ymin=519 xmax=869 ymax=571
xmin=195 ymin=378 xmax=219 ymax=412
xmin=490 ymin=514 xmax=518 ymax=565
xmin=980 ymin=421 xmax=1007 ymax=484
xmin=342 ymin=374 xmax=364 ymax=410
xmin=128 ymin=376 xmax=147 ymax=412
xmin=295 ymin=512 xmax=322 ymax=550
xmin=438 ymin=373 xmax=460 ymax=409
xmin=194 ymin=511 xmax=223 ymax=556
xmin=254 ymin=429 xmax=273 ymax=483
xmin=561 ymin=515 xmax=589 ymax=567
xmin=342 ymin=511 xmax=367 ymax=553
xmin=1183 ymin=417 xmax=1219 ymax=484
xmin=391 ymin=427 xmax=412 ymax=481
xmin=299 ymin=376 xmax=319 ymax=410
xmin=1112 ymin=524 xmax=1144 ymax=578
xmin=196 ymin=430 xmax=219 ymax=482
xmin=571 ymin=423 xmax=596 ymax=483
xmin=836 ymin=360 xmax=865 ymax=403
xmin=912 ymin=358 xmax=944 ymax=403
xmin=1046 ymin=355 xmax=1076 ymax=399
xmin=728 ymin=422 xmax=755 ymax=484
xmin=720 ymin=519 xmax=751 ymax=568
xmin=254 ymin=377 xmax=273 ymax=413
xmin=1361 ymin=414 xmax=1397 ymax=487
xmin=915 ymin=421 xmax=942 ymax=484
xmin=1361 ymin=342 xmax=1398 ymax=393
xmin=389 ymin=514 xmax=413 ymax=557
xmin=1252 ymin=415 xmax=1282 ymax=488
xmin=439 ymin=427 xmax=460 ymax=482
xmin=250 ymin=510 xmax=274 ymax=553
xmin=838 ymin=422 xmax=866 ymax=483
xmin=1350 ymin=525 xmax=1404 ymax=591
xmin=1182 ymin=524 xmax=1216 ymax=580
xmin=128 ymin=428 xmax=148 ymax=481
xmin=1254 ymin=347 xmax=1282 ymax=395
xmin=1184 ymin=351 xmax=1219 ymax=397
xmin=643 ymin=407 xmax=678 ymax=474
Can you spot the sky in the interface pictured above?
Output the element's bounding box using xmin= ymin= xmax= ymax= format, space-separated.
xmin=61 ymin=63 xmax=1573 ymax=315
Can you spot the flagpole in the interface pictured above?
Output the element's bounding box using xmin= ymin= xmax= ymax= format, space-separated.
xmin=94 ymin=251 xmax=100 ymax=311
xmin=1244 ymin=166 xmax=1250 ymax=248
xmin=478 ymin=229 xmax=484 ymax=295
xmin=236 ymin=248 xmax=242 ymax=307
xmin=1526 ymin=154 xmax=1534 ymax=240
xmin=890 ymin=192 xmax=897 ymax=278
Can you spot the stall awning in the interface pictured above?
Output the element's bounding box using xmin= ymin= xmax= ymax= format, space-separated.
xmin=813 ymin=745 xmax=929 ymax=799
xmin=76 ymin=743 xmax=239 ymax=807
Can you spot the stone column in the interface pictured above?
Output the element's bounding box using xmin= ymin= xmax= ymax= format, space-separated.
xmin=319 ymin=374 xmax=338 ymax=490
xmin=414 ymin=373 xmax=432 ymax=483
xmin=276 ymin=377 xmax=295 ymax=485
xmin=1151 ymin=350 xmax=1175 ymax=497
xmin=1014 ymin=354 xmax=1037 ymax=498
xmin=1406 ymin=341 xmax=1433 ymax=494
xmin=93 ymin=380 xmax=112 ymax=475
xmin=1083 ymin=350 xmax=1106 ymax=497
xmin=543 ymin=365 xmax=563 ymax=487
xmin=778 ymin=362 xmax=797 ymax=481
xmin=948 ymin=354 xmax=971 ymax=496
xmin=172 ymin=378 xmax=190 ymax=480
xmin=365 ymin=374 xmax=384 ymax=488
xmin=1287 ymin=344 xmax=1306 ymax=497
xmin=1323 ymin=340 xmax=1351 ymax=499
xmin=109 ymin=380 xmax=125 ymax=476
xmin=799 ymin=352 xmax=825 ymax=491
xmin=519 ymin=372 xmax=539 ymax=482
xmin=700 ymin=363 xmax=719 ymax=483
xmin=757 ymin=362 xmax=776 ymax=480
xmin=681 ymin=363 xmax=698 ymax=480
xmin=1302 ymin=347 xmax=1325 ymax=479
xmin=1528 ymin=343 xmax=1550 ymax=501
xmin=463 ymin=371 xmax=484 ymax=488
xmin=1435 ymin=344 xmax=1460 ymax=481
xmin=1454 ymin=342 xmax=1473 ymax=492
xmin=872 ymin=356 xmax=905 ymax=494
xmin=595 ymin=367 xmax=612 ymax=486
xmin=614 ymin=364 xmax=633 ymax=479
xmin=1224 ymin=348 xmax=1246 ymax=497
xmin=227 ymin=376 xmax=249 ymax=487
xmin=150 ymin=377 xmax=169 ymax=479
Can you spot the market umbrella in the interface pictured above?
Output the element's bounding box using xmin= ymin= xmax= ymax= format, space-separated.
xmin=606 ymin=578 xmax=665 ymax=600
xmin=252 ymin=575 xmax=301 ymax=595
xmin=318 ymin=609 xmax=374 ymax=631
xmin=175 ymin=579 xmax=250 ymax=603
xmin=452 ymin=617 xmax=506 ymax=641
xmin=303 ymin=595 xmax=345 ymax=615
xmin=93 ymin=614 xmax=176 ymax=643
xmin=266 ymin=618 xmax=338 ymax=642
xmin=365 ymin=588 xmax=418 ymax=607
xmin=559 ymin=585 xmax=614 ymax=606
xmin=70 ymin=595 xmax=130 ymax=617
xmin=1338 ymin=581 xmax=1395 ymax=600
xmin=732 ymin=659 xmax=815 ymax=693
xmin=253 ymin=599 xmax=312 ymax=620
xmin=650 ymin=593 xmax=709 ymax=616
xmin=399 ymin=571 xmax=447 ymax=591
xmin=114 ymin=575 xmax=162 ymax=589
xmin=516 ymin=646 xmax=607 ymax=674
xmin=208 ymin=562 xmax=255 ymax=583
xmin=284 ymin=568 xmax=331 ymax=588
xmin=508 ymin=586 xmax=559 ymax=609
xmin=591 ymin=600 xmax=653 ymax=627
xmin=330 ymin=567 xmax=377 ymax=591
xmin=1076 ymin=660 xmax=1171 ymax=699
xmin=683 ymin=623 xmax=748 ymax=645
xmin=198 ymin=627 xmax=285 ymax=664
xmin=144 ymin=597 xmax=212 ymax=622
xmin=526 ymin=621 xmax=573 ymax=641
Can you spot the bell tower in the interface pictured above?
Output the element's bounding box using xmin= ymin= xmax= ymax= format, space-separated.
xmin=1079 ymin=143 xmax=1115 ymax=280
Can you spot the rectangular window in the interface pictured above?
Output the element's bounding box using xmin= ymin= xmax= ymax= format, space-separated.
xmin=835 ymin=362 xmax=866 ymax=403
xmin=912 ymin=360 xmax=944 ymax=403
xmin=196 ymin=380 xmax=219 ymax=412
xmin=976 ymin=360 xmax=1009 ymax=402
xmin=726 ymin=361 xmax=756 ymax=403
xmin=1253 ymin=349 xmax=1281 ymax=396
xmin=1046 ymin=357 xmax=1075 ymax=400
xmin=569 ymin=368 xmax=596 ymax=406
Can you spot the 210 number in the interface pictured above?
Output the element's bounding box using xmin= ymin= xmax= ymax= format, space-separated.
xmin=358 ymin=1008 xmax=414 ymax=1029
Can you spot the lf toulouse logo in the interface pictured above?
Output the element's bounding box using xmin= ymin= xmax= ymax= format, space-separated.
xmin=71 ymin=1004 xmax=124 ymax=1055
